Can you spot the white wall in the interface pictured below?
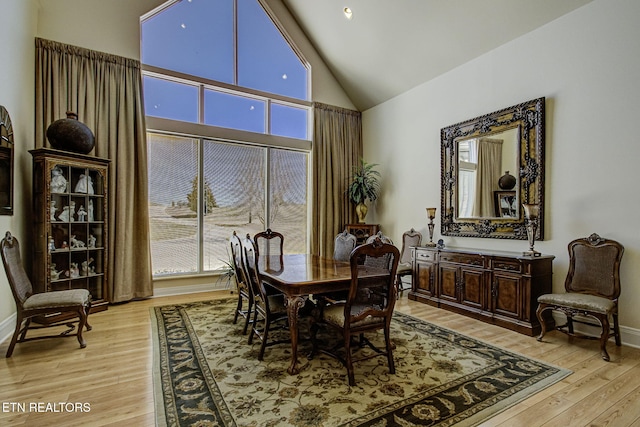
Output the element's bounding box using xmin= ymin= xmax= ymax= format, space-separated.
xmin=0 ymin=0 xmax=38 ymax=340
xmin=363 ymin=0 xmax=640 ymax=336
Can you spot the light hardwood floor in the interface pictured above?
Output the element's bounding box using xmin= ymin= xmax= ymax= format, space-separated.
xmin=0 ymin=290 xmax=639 ymax=426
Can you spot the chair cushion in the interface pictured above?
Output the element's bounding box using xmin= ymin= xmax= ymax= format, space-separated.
xmin=396 ymin=262 xmax=411 ymax=275
xmin=537 ymin=293 xmax=615 ymax=314
xmin=23 ymin=289 xmax=90 ymax=310
xmin=323 ymin=303 xmax=384 ymax=328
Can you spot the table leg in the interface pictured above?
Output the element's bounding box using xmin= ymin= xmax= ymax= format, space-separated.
xmin=284 ymin=295 xmax=306 ymax=375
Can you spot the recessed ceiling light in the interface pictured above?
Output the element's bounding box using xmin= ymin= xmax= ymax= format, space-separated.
xmin=343 ymin=7 xmax=353 ymax=20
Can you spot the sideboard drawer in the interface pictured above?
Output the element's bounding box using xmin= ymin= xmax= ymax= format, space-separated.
xmin=439 ymin=252 xmax=483 ymax=267
xmin=414 ymin=248 xmax=436 ymax=262
xmin=491 ymin=257 xmax=522 ymax=273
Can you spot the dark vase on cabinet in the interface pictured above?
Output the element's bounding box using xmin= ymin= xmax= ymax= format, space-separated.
xmin=30 ymin=148 xmax=110 ymax=323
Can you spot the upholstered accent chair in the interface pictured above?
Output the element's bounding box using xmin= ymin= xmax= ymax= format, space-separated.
xmin=536 ymin=233 xmax=624 ymax=361
xmin=230 ymin=231 xmax=253 ymax=334
xmin=333 ymin=229 xmax=357 ymax=262
xmin=396 ymin=228 xmax=422 ymax=292
xmin=1 ymin=231 xmax=92 ymax=357
xmin=310 ymin=237 xmax=400 ymax=386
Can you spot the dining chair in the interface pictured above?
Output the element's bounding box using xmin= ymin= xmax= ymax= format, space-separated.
xmin=254 ymin=228 xmax=284 ymax=258
xmin=0 ymin=231 xmax=92 ymax=357
xmin=310 ymin=237 xmax=400 ymax=386
xmin=536 ymin=233 xmax=624 ymax=361
xmin=241 ymin=234 xmax=291 ymax=360
xmin=396 ymin=228 xmax=422 ymax=293
xmin=230 ymin=231 xmax=253 ymax=334
xmin=333 ymin=229 xmax=357 ymax=262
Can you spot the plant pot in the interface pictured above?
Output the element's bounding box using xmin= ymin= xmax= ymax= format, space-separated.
xmin=355 ymin=202 xmax=368 ymax=223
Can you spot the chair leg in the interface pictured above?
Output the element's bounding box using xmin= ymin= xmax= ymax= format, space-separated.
xmin=536 ymin=304 xmax=548 ymax=341
xmin=248 ymin=309 xmax=259 ymax=345
xmin=613 ymin=313 xmax=621 ymax=346
xmin=258 ymin=316 xmax=271 ymax=361
xmin=344 ymin=332 xmax=355 ymax=386
xmin=242 ymin=300 xmax=252 ymax=335
xmin=384 ymin=323 xmax=395 ymax=375
xmin=19 ymin=318 xmax=31 ymax=341
xmin=84 ymin=302 xmax=92 ymax=331
xmin=233 ymin=294 xmax=242 ymax=324
xmin=76 ymin=308 xmax=88 ymax=349
xmin=597 ymin=313 xmax=611 ymax=361
xmin=308 ymin=321 xmax=319 ymax=359
xmin=6 ymin=315 xmax=24 ymax=358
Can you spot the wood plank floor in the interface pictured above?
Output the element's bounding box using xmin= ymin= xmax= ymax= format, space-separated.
xmin=0 ymin=290 xmax=639 ymax=426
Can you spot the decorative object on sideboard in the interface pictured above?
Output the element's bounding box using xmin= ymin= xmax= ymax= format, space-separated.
xmin=347 ymin=158 xmax=381 ymax=223
xmin=498 ymin=171 xmax=516 ymax=190
xmin=523 ymin=203 xmax=541 ymax=257
xmin=46 ymin=111 xmax=95 ymax=154
xmin=425 ymin=207 xmax=437 ymax=247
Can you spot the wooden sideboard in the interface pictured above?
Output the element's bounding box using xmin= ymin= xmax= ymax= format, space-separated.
xmin=409 ymin=246 xmax=554 ymax=336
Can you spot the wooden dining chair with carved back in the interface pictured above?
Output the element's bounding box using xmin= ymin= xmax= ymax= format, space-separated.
xmin=536 ymin=233 xmax=624 ymax=361
xmin=241 ymin=234 xmax=291 ymax=360
xmin=310 ymin=237 xmax=400 ymax=386
xmin=230 ymin=231 xmax=253 ymax=334
xmin=1 ymin=231 xmax=92 ymax=357
xmin=396 ymin=228 xmax=422 ymax=293
xmin=254 ymin=228 xmax=284 ymax=258
xmin=333 ymin=229 xmax=357 ymax=262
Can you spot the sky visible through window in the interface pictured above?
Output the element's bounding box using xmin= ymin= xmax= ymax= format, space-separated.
xmin=141 ymin=0 xmax=309 ymax=139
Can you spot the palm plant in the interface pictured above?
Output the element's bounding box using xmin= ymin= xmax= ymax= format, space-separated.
xmin=347 ymin=159 xmax=381 ymax=222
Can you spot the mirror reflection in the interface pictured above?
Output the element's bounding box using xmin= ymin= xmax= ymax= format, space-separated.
xmin=457 ymin=127 xmax=519 ymax=219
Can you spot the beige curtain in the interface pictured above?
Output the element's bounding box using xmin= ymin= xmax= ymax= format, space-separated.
xmin=472 ymin=138 xmax=503 ymax=217
xmin=311 ymin=103 xmax=362 ymax=257
xmin=35 ymin=38 xmax=152 ymax=302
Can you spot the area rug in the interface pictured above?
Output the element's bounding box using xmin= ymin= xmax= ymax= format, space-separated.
xmin=151 ymin=299 xmax=571 ymax=426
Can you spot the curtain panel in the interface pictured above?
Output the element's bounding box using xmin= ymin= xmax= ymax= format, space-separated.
xmin=35 ymin=38 xmax=152 ymax=302
xmin=311 ymin=102 xmax=362 ymax=257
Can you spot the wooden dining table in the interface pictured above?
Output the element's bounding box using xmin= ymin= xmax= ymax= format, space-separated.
xmin=258 ymin=253 xmax=388 ymax=375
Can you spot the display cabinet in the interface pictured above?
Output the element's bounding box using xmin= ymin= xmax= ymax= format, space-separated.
xmin=410 ymin=246 xmax=554 ymax=336
xmin=30 ymin=148 xmax=110 ymax=319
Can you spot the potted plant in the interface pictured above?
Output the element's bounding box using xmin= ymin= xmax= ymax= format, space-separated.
xmin=347 ymin=158 xmax=381 ymax=223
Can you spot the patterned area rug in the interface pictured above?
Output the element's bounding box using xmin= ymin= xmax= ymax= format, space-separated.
xmin=151 ymin=299 xmax=570 ymax=426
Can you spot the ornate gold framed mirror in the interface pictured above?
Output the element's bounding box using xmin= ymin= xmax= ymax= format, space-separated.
xmin=441 ymin=97 xmax=545 ymax=240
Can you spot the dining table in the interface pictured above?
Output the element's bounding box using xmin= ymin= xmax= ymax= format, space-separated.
xmin=258 ymin=253 xmax=389 ymax=375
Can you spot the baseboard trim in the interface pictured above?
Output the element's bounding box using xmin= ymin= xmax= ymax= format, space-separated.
xmin=0 ymin=312 xmax=16 ymax=347
xmin=551 ymin=313 xmax=640 ymax=349
xmin=153 ymin=283 xmax=231 ymax=298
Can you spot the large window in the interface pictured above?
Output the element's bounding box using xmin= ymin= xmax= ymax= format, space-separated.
xmin=142 ymin=0 xmax=311 ymax=277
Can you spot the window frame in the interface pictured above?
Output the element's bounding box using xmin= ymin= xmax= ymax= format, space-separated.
xmin=141 ymin=0 xmax=312 ymax=279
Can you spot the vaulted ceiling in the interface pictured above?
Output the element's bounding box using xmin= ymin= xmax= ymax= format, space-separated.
xmin=281 ymin=0 xmax=592 ymax=111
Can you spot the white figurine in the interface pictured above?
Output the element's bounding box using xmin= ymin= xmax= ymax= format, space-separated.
xmin=75 ymin=174 xmax=94 ymax=194
xmin=87 ymin=234 xmax=97 ymax=248
xmin=77 ymin=205 xmax=87 ymax=222
xmin=69 ymin=201 xmax=76 ymax=222
xmin=50 ymin=264 xmax=61 ymax=281
xmin=69 ymin=263 xmax=80 ymax=278
xmin=88 ymin=200 xmax=94 ymax=222
xmin=81 ymin=258 xmax=94 ymax=276
xmin=48 ymin=236 xmax=56 ymax=252
xmin=70 ymin=235 xmax=86 ymax=249
xmin=58 ymin=206 xmax=70 ymax=222
xmin=50 ymin=201 xmax=57 ymax=222
xmin=50 ymin=166 xmax=67 ymax=193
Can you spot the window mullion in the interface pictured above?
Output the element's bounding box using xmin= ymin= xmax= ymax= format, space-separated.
xmin=233 ymin=0 xmax=238 ymax=85
xmin=264 ymin=148 xmax=271 ymax=229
